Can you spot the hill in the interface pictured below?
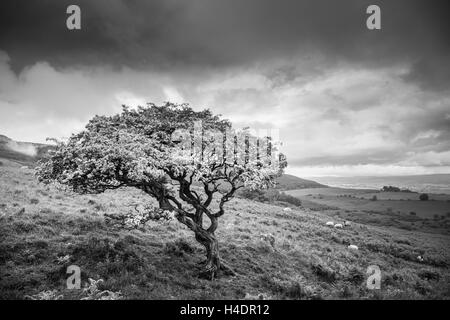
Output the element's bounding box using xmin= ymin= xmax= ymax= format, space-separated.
xmin=310 ymin=174 xmax=450 ymax=195
xmin=0 ymin=160 xmax=448 ymax=300
xmin=0 ymin=135 xmax=53 ymax=166
xmin=275 ymin=174 xmax=327 ymax=190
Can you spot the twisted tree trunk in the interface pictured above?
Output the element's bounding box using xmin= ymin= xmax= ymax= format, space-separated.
xmin=195 ymin=229 xmax=220 ymax=279
xmin=156 ymin=194 xmax=235 ymax=279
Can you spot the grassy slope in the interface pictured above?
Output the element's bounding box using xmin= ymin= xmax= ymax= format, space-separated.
xmin=275 ymin=174 xmax=326 ymax=190
xmin=0 ymin=160 xmax=449 ymax=300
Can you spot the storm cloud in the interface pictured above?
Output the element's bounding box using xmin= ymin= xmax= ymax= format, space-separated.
xmin=0 ymin=0 xmax=449 ymax=176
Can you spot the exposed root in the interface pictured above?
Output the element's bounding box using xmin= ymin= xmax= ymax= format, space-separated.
xmin=199 ymin=262 xmax=218 ymax=280
xmin=198 ymin=259 xmax=236 ymax=280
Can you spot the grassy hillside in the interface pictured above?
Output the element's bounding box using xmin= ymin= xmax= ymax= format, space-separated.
xmin=0 ymin=161 xmax=449 ymax=300
xmin=275 ymin=174 xmax=327 ymax=190
xmin=0 ymin=135 xmax=53 ymax=166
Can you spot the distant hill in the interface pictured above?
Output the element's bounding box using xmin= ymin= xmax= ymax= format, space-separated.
xmin=275 ymin=174 xmax=327 ymax=190
xmin=0 ymin=134 xmax=53 ymax=165
xmin=310 ymin=174 xmax=450 ymax=195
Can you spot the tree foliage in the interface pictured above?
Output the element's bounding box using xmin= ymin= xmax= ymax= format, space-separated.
xmin=419 ymin=193 xmax=429 ymax=201
xmin=36 ymin=102 xmax=286 ymax=278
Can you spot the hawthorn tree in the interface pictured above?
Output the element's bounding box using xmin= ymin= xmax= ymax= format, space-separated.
xmin=36 ymin=102 xmax=286 ymax=278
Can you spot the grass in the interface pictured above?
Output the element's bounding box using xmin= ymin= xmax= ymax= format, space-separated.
xmin=0 ymin=159 xmax=449 ymax=300
xmin=286 ymin=188 xmax=450 ymax=234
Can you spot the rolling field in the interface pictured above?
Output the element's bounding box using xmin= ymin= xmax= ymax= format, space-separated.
xmin=1 ymin=159 xmax=449 ymax=300
xmin=286 ymin=188 xmax=450 ymax=228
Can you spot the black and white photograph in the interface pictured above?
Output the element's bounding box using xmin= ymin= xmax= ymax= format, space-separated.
xmin=0 ymin=0 xmax=449 ymax=308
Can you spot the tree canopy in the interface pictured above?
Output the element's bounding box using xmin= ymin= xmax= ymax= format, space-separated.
xmin=36 ymin=102 xmax=287 ymax=278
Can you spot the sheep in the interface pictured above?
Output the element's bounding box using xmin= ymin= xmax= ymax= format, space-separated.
xmin=334 ymin=223 xmax=343 ymax=229
xmin=348 ymin=244 xmax=359 ymax=250
xmin=417 ymin=255 xmax=424 ymax=262
xmin=344 ymin=220 xmax=351 ymax=226
xmin=283 ymin=207 xmax=292 ymax=212
xmin=326 ymin=221 xmax=334 ymax=227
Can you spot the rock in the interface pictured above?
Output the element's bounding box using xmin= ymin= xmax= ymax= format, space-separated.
xmin=348 ymin=245 xmax=358 ymax=250
xmin=283 ymin=207 xmax=292 ymax=212
xmin=260 ymin=233 xmax=276 ymax=248
xmin=244 ymin=293 xmax=270 ymax=300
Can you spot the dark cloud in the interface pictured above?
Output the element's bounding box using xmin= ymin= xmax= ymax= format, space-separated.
xmin=0 ymin=0 xmax=185 ymax=71
xmin=1 ymin=0 xmax=449 ymax=90
xmin=1 ymin=0 xmax=449 ymax=176
xmin=403 ymin=57 xmax=450 ymax=92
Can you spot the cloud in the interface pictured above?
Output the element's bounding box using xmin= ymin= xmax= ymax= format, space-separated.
xmin=0 ymin=51 xmax=163 ymax=142
xmin=1 ymin=47 xmax=449 ymax=176
xmin=1 ymin=0 xmax=449 ymax=91
xmin=163 ymin=87 xmax=184 ymax=104
xmin=1 ymin=47 xmax=450 ymax=175
xmin=0 ymin=1 xmax=449 ymax=176
xmin=289 ymin=164 xmax=450 ymax=178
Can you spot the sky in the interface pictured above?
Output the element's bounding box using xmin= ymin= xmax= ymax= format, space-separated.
xmin=0 ymin=0 xmax=449 ymax=177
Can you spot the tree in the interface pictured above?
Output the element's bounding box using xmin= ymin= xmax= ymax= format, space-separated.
xmin=36 ymin=102 xmax=286 ymax=279
xmin=381 ymin=186 xmax=400 ymax=192
xmin=419 ymin=193 xmax=429 ymax=201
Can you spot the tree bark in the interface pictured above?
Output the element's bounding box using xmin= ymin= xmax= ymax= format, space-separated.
xmin=154 ymin=194 xmax=235 ymax=279
xmin=195 ymin=229 xmax=220 ymax=279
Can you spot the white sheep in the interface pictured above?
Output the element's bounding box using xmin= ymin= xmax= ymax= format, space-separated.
xmin=334 ymin=223 xmax=343 ymax=229
xmin=344 ymin=220 xmax=351 ymax=226
xmin=348 ymin=244 xmax=359 ymax=250
xmin=417 ymin=255 xmax=424 ymax=262
xmin=326 ymin=221 xmax=334 ymax=227
xmin=283 ymin=207 xmax=292 ymax=212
